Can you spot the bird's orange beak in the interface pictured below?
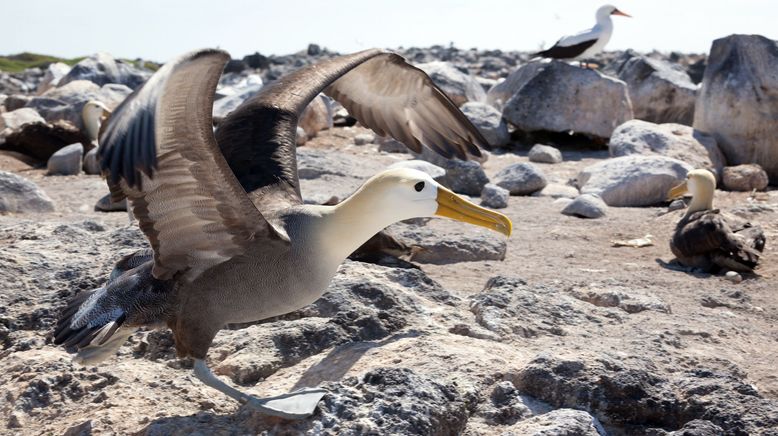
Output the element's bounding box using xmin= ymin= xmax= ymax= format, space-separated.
xmin=611 ymin=9 xmax=631 ymax=17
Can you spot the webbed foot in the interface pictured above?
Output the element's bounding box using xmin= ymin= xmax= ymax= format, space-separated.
xmin=242 ymin=387 xmax=328 ymax=420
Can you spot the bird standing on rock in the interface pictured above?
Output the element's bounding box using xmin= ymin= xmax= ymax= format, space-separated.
xmin=53 ymin=48 xmax=512 ymax=419
xmin=667 ymin=169 xmax=765 ymax=273
xmin=534 ymin=4 xmax=631 ymax=67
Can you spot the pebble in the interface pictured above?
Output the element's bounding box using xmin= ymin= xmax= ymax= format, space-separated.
xmin=724 ymin=271 xmax=743 ymax=284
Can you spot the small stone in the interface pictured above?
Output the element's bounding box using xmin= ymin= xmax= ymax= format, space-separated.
xmin=95 ymin=193 xmax=127 ymax=212
xmin=562 ymin=194 xmax=608 ymax=219
xmin=494 ymin=162 xmax=547 ymax=195
xmin=668 ymin=199 xmax=686 ymax=211
xmin=528 ymin=144 xmax=563 ymax=164
xmin=533 ymin=183 xmax=579 ymax=199
xmin=296 ymin=126 xmax=307 ymax=146
xmin=481 ymin=183 xmax=509 ymax=209
xmin=47 ymin=143 xmax=83 ymax=175
xmin=83 ymin=148 xmax=100 ymax=174
xmin=354 ymin=133 xmax=375 ymax=145
xmin=725 ymin=271 xmax=743 ymax=284
xmin=722 ymin=164 xmax=769 ymax=191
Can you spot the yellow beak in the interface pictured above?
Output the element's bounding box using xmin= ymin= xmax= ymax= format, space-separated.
xmin=667 ymin=180 xmax=689 ymax=200
xmin=612 ymin=9 xmax=631 ymax=17
xmin=435 ymin=187 xmax=512 ymax=237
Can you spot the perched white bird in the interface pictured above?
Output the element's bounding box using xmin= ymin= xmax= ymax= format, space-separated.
xmin=534 ymin=4 xmax=631 ymax=64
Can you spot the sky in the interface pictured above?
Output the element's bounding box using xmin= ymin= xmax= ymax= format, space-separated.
xmin=2 ymin=0 xmax=776 ymax=61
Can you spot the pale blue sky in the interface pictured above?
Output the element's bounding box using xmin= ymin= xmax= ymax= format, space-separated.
xmin=3 ymin=1 xmax=776 ymax=61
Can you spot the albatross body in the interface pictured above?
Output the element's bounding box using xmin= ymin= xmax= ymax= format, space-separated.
xmin=534 ymin=4 xmax=630 ymax=63
xmin=53 ymin=48 xmax=511 ymax=419
xmin=668 ymin=169 xmax=765 ymax=273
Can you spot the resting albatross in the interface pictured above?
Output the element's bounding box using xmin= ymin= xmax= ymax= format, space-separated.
xmin=534 ymin=4 xmax=630 ymax=64
xmin=667 ymin=169 xmax=765 ymax=273
xmin=53 ymin=48 xmax=512 ymax=419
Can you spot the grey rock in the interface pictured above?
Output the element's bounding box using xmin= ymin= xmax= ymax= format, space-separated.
xmin=296 ymin=148 xmax=384 ymax=181
xmin=481 ymin=183 xmax=509 ymax=209
xmin=387 ymin=160 xmax=446 ymax=182
xmin=489 ymin=61 xmax=633 ymax=139
xmin=27 ymin=81 xmax=131 ymax=132
xmin=94 ymin=193 xmax=127 ymax=212
xmin=35 ymin=62 xmax=71 ymax=95
xmin=58 ymin=53 xmax=150 ymax=89
xmin=528 ymin=144 xmax=563 ymax=164
xmin=506 ymin=409 xmax=603 ymax=435
xmin=609 ymin=120 xmax=725 ymax=179
xmin=534 ymin=183 xmax=579 ymax=199
xmin=3 ymin=94 xmax=32 ymax=112
xmin=298 ymin=94 xmax=333 ymax=138
xmin=568 ymin=285 xmax=670 ymax=314
xmin=561 ymin=194 xmax=608 ymax=219
xmin=416 ymin=61 xmax=486 ymax=106
xmin=212 ymin=82 xmax=263 ymax=120
xmin=459 ymin=102 xmax=510 ymax=147
xmin=46 ymin=143 xmax=83 ymax=176
xmin=392 ymin=222 xmax=507 ymax=264
xmin=0 ymin=108 xmax=44 ymax=132
xmin=353 ymin=132 xmax=375 ymax=145
xmin=438 ymin=159 xmax=490 ymax=196
xmin=617 ymin=54 xmax=698 ymax=125
xmin=722 ymin=164 xmax=769 ymax=192
xmin=494 ymin=162 xmax=547 ymax=195
xmin=0 ymin=171 xmax=55 ymax=213
xmin=693 ymin=35 xmax=778 ymax=182
xmin=577 ymin=155 xmax=693 ymax=207
xmin=377 ymin=136 xmax=409 ymax=154
xmin=82 ymin=148 xmax=100 ymax=175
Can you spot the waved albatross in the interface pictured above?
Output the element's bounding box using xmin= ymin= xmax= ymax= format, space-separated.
xmin=53 ymin=48 xmax=512 ymax=419
xmin=534 ymin=4 xmax=630 ymax=65
xmin=667 ymin=169 xmax=765 ymax=273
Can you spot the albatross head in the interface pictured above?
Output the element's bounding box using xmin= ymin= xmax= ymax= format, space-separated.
xmin=667 ymin=169 xmax=716 ymax=216
xmin=82 ymin=100 xmax=112 ymax=142
xmin=597 ymin=5 xmax=631 ymax=21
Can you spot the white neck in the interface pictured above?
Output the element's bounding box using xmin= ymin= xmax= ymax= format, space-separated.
xmin=686 ymin=185 xmax=714 ymax=216
xmin=84 ymin=113 xmax=102 ymax=143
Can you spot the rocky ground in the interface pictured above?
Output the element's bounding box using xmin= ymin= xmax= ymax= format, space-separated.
xmin=2 ymin=39 xmax=778 ymax=435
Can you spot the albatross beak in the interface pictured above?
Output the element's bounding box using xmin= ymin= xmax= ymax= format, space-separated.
xmin=612 ymin=9 xmax=631 ymax=17
xmin=435 ymin=187 xmax=512 ymax=236
xmin=667 ymin=180 xmax=689 ymax=200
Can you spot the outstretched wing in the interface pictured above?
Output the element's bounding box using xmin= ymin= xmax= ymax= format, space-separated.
xmin=215 ymin=49 xmax=489 ymax=213
xmin=99 ymin=49 xmax=288 ymax=281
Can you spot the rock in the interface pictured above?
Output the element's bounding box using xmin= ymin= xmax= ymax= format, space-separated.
xmin=693 ymin=35 xmax=778 ymax=182
xmin=0 ymin=171 xmax=55 ymax=213
xmin=298 ymin=94 xmax=333 ymax=138
xmin=577 ymin=155 xmax=692 ymax=207
xmin=58 ymin=53 xmax=150 ymax=89
xmin=296 ymin=148 xmax=383 ymax=181
xmin=505 ymin=409 xmax=603 ymax=435
xmin=528 ymin=144 xmax=563 ymax=164
xmin=416 ymin=61 xmax=486 ymax=106
xmin=94 ymin=193 xmax=127 ymax=212
xmin=83 ymin=148 xmax=100 ymax=175
xmin=459 ymin=102 xmax=510 ymax=147
xmin=223 ymin=59 xmax=247 ymax=74
xmin=295 ymin=126 xmax=307 ymax=146
xmin=46 ymin=143 xmax=83 ymax=175
xmin=562 ymin=194 xmax=608 ymax=219
xmin=212 ymin=82 xmax=264 ymax=120
xmin=242 ymin=52 xmax=270 ymax=69
xmin=387 ymin=160 xmax=446 ymax=182
xmin=353 ymin=132 xmax=375 ymax=145
xmin=493 ymin=162 xmax=547 ymax=195
xmin=439 ymin=159 xmax=489 ymax=196
xmin=3 ymin=94 xmax=32 ymax=112
xmin=722 ymin=164 xmax=769 ymax=192
xmin=0 ymin=108 xmax=44 ymax=131
xmin=480 ymin=183 xmax=509 ymax=209
xmin=724 ymin=271 xmax=743 ymax=284
xmin=616 ymin=55 xmax=698 ymax=125
xmin=35 ymin=62 xmax=71 ymax=95
xmin=488 ymin=61 xmax=633 ymax=139
xmin=307 ymin=44 xmax=322 ymax=56
xmin=609 ymin=120 xmax=725 ymax=179
xmin=27 ymin=81 xmax=131 ymax=132
xmin=534 ymin=183 xmax=579 ymax=199
xmin=392 ymin=222 xmax=507 ymax=264
xmin=377 ymin=136 xmax=409 ymax=154
xmin=0 ymin=120 xmax=87 ymax=163
xmin=568 ymin=285 xmax=670 ymax=314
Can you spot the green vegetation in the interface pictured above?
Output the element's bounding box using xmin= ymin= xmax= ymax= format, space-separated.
xmin=0 ymin=52 xmax=85 ymax=73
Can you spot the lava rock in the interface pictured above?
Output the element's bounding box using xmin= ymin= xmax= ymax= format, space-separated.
xmin=609 ymin=120 xmax=725 ymax=179
xmin=35 ymin=62 xmax=71 ymax=95
xmin=459 ymin=102 xmax=510 ymax=147
xmin=377 ymin=136 xmax=409 ymax=154
xmin=693 ymin=35 xmax=778 ymax=183
xmin=0 ymin=171 xmax=55 ymax=213
xmin=528 ymin=144 xmax=563 ymax=164
xmin=82 ymin=148 xmax=100 ymax=175
xmin=505 ymin=409 xmax=603 ymax=435
xmin=416 ymin=61 xmax=486 ymax=106
xmin=0 ymin=108 xmax=44 ymax=132
xmin=721 ymin=164 xmax=769 ymax=192
xmin=489 ymin=61 xmax=633 ymax=139
xmin=392 ymin=222 xmax=507 ymax=264
xmin=577 ymin=155 xmax=692 ymax=207
xmin=481 ymin=183 xmax=509 ymax=209
xmin=438 ymin=159 xmax=490 ymax=196
xmin=353 ymin=132 xmax=375 ymax=145
xmin=212 ymin=82 xmax=264 ymax=120
xmin=493 ymin=162 xmax=547 ymax=195
xmin=94 ymin=193 xmax=127 ymax=212
xmin=533 ymin=183 xmax=579 ymax=199
xmin=46 ymin=143 xmax=83 ymax=176
xmin=58 ymin=52 xmax=150 ymax=89
xmin=27 ymin=81 xmax=131 ymax=132
xmin=561 ymin=194 xmax=608 ymax=219
xmin=0 ymin=120 xmax=87 ymax=163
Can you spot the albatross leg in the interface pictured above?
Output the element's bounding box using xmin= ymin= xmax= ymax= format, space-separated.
xmin=193 ymin=359 xmax=326 ymax=419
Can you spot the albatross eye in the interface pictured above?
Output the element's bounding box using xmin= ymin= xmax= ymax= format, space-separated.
xmin=414 ymin=181 xmax=425 ymax=192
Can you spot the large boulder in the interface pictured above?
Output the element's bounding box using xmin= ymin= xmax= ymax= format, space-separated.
xmin=58 ymin=53 xmax=150 ymax=89
xmin=0 ymin=120 xmax=87 ymax=163
xmin=0 ymin=108 xmax=44 ymax=132
xmin=489 ymin=61 xmax=633 ymax=139
xmin=616 ymin=55 xmax=697 ymax=125
xmin=459 ymin=102 xmax=510 ymax=147
xmin=609 ymin=120 xmax=725 ymax=178
xmin=693 ymin=34 xmax=778 ymax=182
xmin=35 ymin=62 xmax=71 ymax=95
xmin=577 ymin=155 xmax=693 ymax=207
xmin=722 ymin=164 xmax=769 ymax=192
xmin=0 ymin=171 xmax=55 ymax=213
xmin=25 ymin=81 xmax=131 ymax=132
xmin=416 ymin=61 xmax=486 ymax=106
xmin=212 ymin=82 xmax=264 ymax=120
xmin=46 ymin=143 xmax=83 ymax=175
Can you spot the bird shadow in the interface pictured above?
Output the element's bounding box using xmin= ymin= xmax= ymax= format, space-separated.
xmin=292 ymin=330 xmax=423 ymax=390
xmin=655 ymin=258 xmax=712 ymax=278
